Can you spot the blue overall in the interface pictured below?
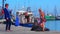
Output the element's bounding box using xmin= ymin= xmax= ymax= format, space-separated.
xmin=15 ymin=15 xmax=20 ymax=26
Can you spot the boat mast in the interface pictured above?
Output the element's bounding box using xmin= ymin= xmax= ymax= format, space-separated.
xmin=54 ymin=6 xmax=57 ymax=17
xmin=47 ymin=6 xmax=49 ymax=15
xmin=54 ymin=6 xmax=57 ymax=31
xmin=2 ymin=0 xmax=6 ymax=9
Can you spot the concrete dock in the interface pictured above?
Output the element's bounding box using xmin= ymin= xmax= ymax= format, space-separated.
xmin=0 ymin=24 xmax=60 ymax=34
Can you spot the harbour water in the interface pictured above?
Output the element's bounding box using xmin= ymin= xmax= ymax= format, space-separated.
xmin=45 ymin=20 xmax=60 ymax=31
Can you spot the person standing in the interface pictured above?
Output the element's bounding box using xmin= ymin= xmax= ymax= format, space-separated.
xmin=39 ymin=9 xmax=46 ymax=31
xmin=2 ymin=4 xmax=12 ymax=31
xmin=15 ymin=12 xmax=20 ymax=26
xmin=25 ymin=12 xmax=29 ymax=23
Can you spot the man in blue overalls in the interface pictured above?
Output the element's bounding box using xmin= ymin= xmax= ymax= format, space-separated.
xmin=15 ymin=12 xmax=20 ymax=26
xmin=2 ymin=4 xmax=12 ymax=31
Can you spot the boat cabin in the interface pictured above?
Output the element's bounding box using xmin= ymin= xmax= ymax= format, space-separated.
xmin=16 ymin=10 xmax=34 ymax=24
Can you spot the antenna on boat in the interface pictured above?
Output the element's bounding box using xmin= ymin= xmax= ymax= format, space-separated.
xmin=24 ymin=0 xmax=26 ymax=8
xmin=21 ymin=0 xmax=26 ymax=11
xmin=28 ymin=0 xmax=30 ymax=7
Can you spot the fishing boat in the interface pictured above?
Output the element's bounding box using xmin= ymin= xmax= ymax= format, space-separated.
xmin=55 ymin=15 xmax=60 ymax=20
xmin=14 ymin=7 xmax=35 ymax=27
xmin=16 ymin=10 xmax=34 ymax=24
xmin=45 ymin=14 xmax=55 ymax=21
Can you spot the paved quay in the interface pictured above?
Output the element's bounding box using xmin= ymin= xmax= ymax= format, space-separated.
xmin=0 ymin=24 xmax=60 ymax=34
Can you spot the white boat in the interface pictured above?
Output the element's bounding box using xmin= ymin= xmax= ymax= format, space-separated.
xmin=16 ymin=10 xmax=34 ymax=24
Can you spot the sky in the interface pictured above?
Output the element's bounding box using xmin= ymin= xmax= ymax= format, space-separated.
xmin=0 ymin=0 xmax=60 ymax=17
